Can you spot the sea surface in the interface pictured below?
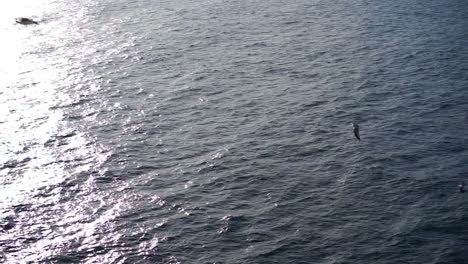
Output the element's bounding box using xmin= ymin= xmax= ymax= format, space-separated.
xmin=1 ymin=0 xmax=467 ymax=263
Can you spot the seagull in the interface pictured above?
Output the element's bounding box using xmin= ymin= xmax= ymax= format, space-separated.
xmin=459 ymin=182 xmax=465 ymax=193
xmin=352 ymin=122 xmax=360 ymax=140
xmin=15 ymin=18 xmax=38 ymax=25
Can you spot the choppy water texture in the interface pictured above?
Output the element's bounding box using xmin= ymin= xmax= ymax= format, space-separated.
xmin=1 ymin=0 xmax=468 ymax=263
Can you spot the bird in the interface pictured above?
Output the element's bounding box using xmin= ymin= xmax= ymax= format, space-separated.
xmin=15 ymin=17 xmax=38 ymax=25
xmin=459 ymin=182 xmax=465 ymax=193
xmin=352 ymin=122 xmax=360 ymax=140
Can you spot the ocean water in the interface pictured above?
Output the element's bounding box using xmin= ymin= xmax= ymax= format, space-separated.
xmin=1 ymin=0 xmax=467 ymax=263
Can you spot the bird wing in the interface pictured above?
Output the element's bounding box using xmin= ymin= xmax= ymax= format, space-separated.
xmin=354 ymin=127 xmax=360 ymax=140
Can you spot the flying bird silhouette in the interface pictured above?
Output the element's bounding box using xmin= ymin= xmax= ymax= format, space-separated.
xmin=352 ymin=122 xmax=360 ymax=140
xmin=15 ymin=17 xmax=38 ymax=25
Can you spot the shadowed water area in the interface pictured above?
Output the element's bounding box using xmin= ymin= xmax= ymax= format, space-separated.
xmin=1 ymin=0 xmax=467 ymax=263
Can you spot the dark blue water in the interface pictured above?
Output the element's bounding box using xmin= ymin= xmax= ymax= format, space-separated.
xmin=1 ymin=0 xmax=467 ymax=263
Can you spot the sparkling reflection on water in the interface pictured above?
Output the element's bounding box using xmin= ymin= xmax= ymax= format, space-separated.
xmin=0 ymin=1 xmax=117 ymax=262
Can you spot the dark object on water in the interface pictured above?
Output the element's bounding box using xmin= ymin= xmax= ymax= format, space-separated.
xmin=16 ymin=17 xmax=38 ymax=25
xmin=352 ymin=122 xmax=360 ymax=140
xmin=459 ymin=182 xmax=465 ymax=193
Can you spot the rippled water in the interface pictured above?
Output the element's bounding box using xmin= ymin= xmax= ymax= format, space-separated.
xmin=1 ymin=0 xmax=467 ymax=263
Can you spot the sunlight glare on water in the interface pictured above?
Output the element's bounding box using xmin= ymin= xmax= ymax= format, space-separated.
xmin=0 ymin=1 xmax=115 ymax=262
xmin=0 ymin=0 xmax=65 ymax=208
